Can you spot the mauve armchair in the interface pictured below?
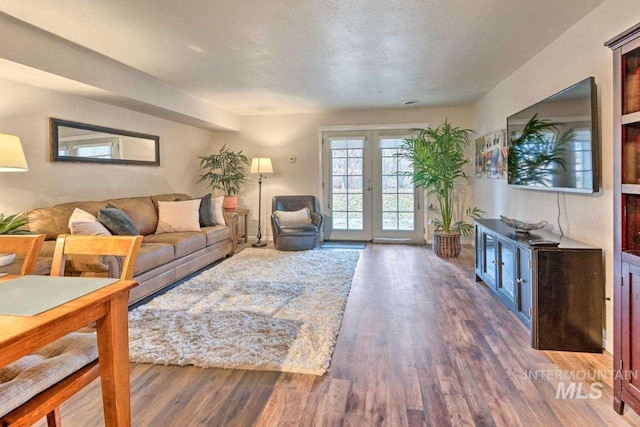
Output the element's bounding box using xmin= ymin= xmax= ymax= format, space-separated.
xmin=271 ymin=195 xmax=324 ymax=251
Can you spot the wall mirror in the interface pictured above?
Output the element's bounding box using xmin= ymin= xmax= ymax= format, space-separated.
xmin=50 ymin=118 xmax=160 ymax=166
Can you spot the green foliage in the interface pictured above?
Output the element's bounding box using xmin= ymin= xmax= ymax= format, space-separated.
xmin=198 ymin=144 xmax=249 ymax=196
xmin=0 ymin=213 xmax=29 ymax=235
xmin=508 ymin=114 xmax=569 ymax=186
xmin=397 ymin=120 xmax=483 ymax=235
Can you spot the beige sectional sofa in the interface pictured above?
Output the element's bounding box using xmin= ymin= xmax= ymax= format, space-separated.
xmin=25 ymin=193 xmax=238 ymax=304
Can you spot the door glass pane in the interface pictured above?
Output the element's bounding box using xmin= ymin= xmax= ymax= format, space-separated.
xmin=380 ymin=138 xmax=415 ymax=231
xmin=500 ymin=243 xmax=515 ymax=300
xmin=330 ymin=138 xmax=365 ymax=231
xmin=484 ymin=234 xmax=496 ymax=282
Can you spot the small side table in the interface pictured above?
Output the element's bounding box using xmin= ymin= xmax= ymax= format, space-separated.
xmin=228 ymin=208 xmax=249 ymax=243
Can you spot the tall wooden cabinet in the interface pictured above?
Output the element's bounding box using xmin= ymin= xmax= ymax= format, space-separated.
xmin=606 ymin=23 xmax=640 ymax=416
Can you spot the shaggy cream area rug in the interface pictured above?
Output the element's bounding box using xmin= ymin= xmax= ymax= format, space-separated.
xmin=128 ymin=248 xmax=360 ymax=375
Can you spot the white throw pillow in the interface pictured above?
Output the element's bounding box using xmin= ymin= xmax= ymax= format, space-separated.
xmin=274 ymin=207 xmax=312 ymax=225
xmin=68 ymin=208 xmax=112 ymax=236
xmin=156 ymin=200 xmax=202 ymax=234
xmin=212 ymin=196 xmax=226 ymax=226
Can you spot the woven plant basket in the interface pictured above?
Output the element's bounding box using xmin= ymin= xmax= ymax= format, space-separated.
xmin=433 ymin=231 xmax=461 ymax=258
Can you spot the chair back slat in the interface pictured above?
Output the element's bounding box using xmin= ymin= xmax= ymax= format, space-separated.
xmin=0 ymin=235 xmax=46 ymax=275
xmin=51 ymin=235 xmax=143 ymax=280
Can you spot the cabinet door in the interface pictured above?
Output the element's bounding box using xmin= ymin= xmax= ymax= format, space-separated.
xmin=497 ymin=238 xmax=516 ymax=305
xmin=516 ymin=247 xmax=532 ymax=321
xmin=621 ymin=261 xmax=640 ymax=402
xmin=475 ymin=224 xmax=482 ymax=273
xmin=482 ymin=231 xmax=497 ymax=287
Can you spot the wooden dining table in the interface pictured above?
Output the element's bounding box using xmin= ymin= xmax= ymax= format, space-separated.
xmin=0 ymin=275 xmax=137 ymax=426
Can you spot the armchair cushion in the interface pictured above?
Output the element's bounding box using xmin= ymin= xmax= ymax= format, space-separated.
xmin=277 ymin=223 xmax=319 ymax=236
xmin=274 ymin=207 xmax=311 ymax=225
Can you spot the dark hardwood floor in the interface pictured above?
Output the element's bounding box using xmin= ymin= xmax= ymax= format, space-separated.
xmin=43 ymin=244 xmax=640 ymax=426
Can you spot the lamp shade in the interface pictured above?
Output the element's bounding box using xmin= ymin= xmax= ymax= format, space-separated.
xmin=0 ymin=134 xmax=28 ymax=172
xmin=250 ymin=157 xmax=273 ymax=174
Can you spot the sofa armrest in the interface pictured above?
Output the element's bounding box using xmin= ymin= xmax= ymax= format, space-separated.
xmin=223 ymin=211 xmax=240 ymax=250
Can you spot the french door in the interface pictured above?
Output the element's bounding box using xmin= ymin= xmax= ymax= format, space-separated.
xmin=322 ymin=130 xmax=424 ymax=242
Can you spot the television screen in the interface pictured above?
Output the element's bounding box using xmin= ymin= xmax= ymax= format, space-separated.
xmin=507 ymin=77 xmax=599 ymax=193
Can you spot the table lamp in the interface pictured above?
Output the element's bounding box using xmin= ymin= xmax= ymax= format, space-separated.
xmin=0 ymin=134 xmax=28 ymax=172
xmin=250 ymin=158 xmax=273 ymax=247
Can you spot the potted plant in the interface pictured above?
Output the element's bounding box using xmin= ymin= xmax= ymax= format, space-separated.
xmin=198 ymin=144 xmax=249 ymax=210
xmin=0 ymin=212 xmax=29 ymax=266
xmin=397 ymin=120 xmax=483 ymax=258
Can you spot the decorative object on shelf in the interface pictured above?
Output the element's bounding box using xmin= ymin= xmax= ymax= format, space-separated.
xmin=475 ymin=129 xmax=507 ymax=179
xmin=499 ymin=215 xmax=548 ymax=234
xmin=0 ymin=134 xmax=28 ymax=172
xmin=198 ymin=144 xmax=249 ymax=210
xmin=0 ymin=212 xmax=30 ymax=266
xmin=397 ymin=120 xmax=483 ymax=258
xmin=250 ymin=158 xmax=273 ymax=247
xmin=50 ymin=118 xmax=160 ymax=166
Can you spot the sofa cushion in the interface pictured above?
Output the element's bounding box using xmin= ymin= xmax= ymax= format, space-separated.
xmin=143 ymin=232 xmax=206 ymax=258
xmin=198 ymin=194 xmax=216 ymax=227
xmin=134 ymin=243 xmax=175 ymax=275
xmin=26 ymin=201 xmax=108 ymax=240
xmin=107 ymin=197 xmax=157 ymax=235
xmin=150 ymin=193 xmax=191 ymax=210
xmin=209 ymin=197 xmax=225 ymax=226
xmin=68 ymin=208 xmax=111 ymax=236
xmin=98 ymin=207 xmax=139 ymax=236
xmin=201 ymin=225 xmax=231 ymax=246
xmin=156 ymin=200 xmax=201 ymax=234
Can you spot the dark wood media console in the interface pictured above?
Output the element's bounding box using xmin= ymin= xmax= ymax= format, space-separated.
xmin=474 ymin=219 xmax=604 ymax=353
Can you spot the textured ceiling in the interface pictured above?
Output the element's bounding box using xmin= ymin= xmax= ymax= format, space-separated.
xmin=0 ymin=0 xmax=603 ymax=115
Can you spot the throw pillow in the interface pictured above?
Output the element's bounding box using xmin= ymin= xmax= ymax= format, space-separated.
xmin=274 ymin=207 xmax=312 ymax=225
xmin=68 ymin=208 xmax=112 ymax=236
xmin=212 ymin=196 xmax=226 ymax=226
xmin=155 ymin=199 xmax=202 ymax=234
xmin=97 ymin=207 xmax=139 ymax=236
xmin=198 ymin=194 xmax=216 ymax=227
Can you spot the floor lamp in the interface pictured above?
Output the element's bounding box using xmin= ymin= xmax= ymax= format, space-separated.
xmin=250 ymin=157 xmax=273 ymax=247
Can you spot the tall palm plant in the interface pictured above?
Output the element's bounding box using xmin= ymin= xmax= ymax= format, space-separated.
xmin=397 ymin=120 xmax=482 ymax=257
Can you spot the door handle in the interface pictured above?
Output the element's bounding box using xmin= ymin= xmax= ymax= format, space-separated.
xmin=517 ymin=278 xmax=524 ymax=284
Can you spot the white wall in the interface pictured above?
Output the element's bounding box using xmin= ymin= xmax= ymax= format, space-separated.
xmin=0 ymin=77 xmax=214 ymax=215
xmin=210 ymin=106 xmax=475 ymax=241
xmin=472 ymin=0 xmax=640 ymax=352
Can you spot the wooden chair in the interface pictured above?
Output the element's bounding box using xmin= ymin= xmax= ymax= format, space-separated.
xmin=0 ymin=234 xmax=45 ymax=275
xmin=0 ymin=235 xmax=142 ymax=427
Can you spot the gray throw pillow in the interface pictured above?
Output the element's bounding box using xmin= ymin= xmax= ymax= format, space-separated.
xmin=97 ymin=206 xmax=139 ymax=235
xmin=199 ymin=194 xmax=216 ymax=227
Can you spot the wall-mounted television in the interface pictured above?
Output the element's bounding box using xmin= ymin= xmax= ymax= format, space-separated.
xmin=507 ymin=77 xmax=599 ymax=193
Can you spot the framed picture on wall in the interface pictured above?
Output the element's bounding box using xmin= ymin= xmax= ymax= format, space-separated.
xmin=475 ymin=129 xmax=507 ymax=179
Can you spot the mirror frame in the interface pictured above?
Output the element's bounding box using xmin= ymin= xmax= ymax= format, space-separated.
xmin=50 ymin=118 xmax=160 ymax=166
